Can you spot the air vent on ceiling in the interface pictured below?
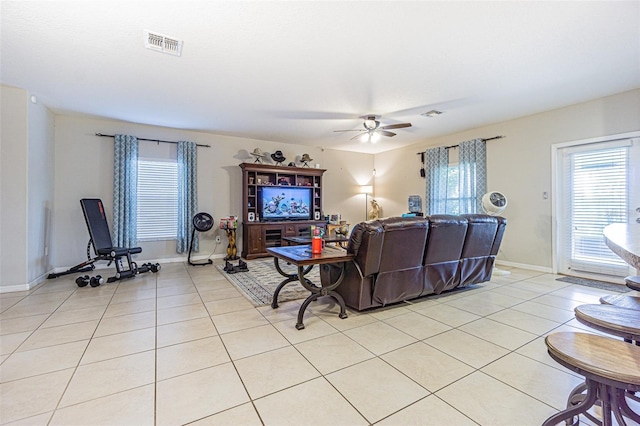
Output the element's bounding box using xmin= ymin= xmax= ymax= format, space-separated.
xmin=421 ymin=110 xmax=443 ymax=118
xmin=144 ymin=30 xmax=183 ymax=56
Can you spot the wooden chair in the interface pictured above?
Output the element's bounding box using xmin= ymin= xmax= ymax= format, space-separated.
xmin=542 ymin=332 xmax=640 ymax=426
xmin=600 ymin=294 xmax=640 ymax=310
xmin=625 ymin=275 xmax=640 ymax=292
xmin=575 ymin=304 xmax=640 ymax=344
xmin=599 ymin=276 xmax=640 ymax=309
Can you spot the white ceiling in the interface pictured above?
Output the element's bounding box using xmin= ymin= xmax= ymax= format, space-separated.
xmin=2 ymin=1 xmax=639 ymax=154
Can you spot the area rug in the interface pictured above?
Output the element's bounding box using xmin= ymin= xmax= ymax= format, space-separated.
xmin=217 ymin=259 xmax=319 ymax=306
xmin=556 ymin=276 xmax=630 ymax=293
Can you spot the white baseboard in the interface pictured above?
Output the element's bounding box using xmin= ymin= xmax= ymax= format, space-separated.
xmin=0 ymin=283 xmax=34 ymax=293
xmin=0 ymin=270 xmax=52 ymax=294
xmin=48 ymin=254 xmax=225 ymax=274
xmin=0 ymin=254 xmax=228 ymax=294
xmin=496 ymin=260 xmax=553 ymax=274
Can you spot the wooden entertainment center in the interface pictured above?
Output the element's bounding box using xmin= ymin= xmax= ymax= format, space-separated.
xmin=240 ymin=163 xmax=327 ymax=259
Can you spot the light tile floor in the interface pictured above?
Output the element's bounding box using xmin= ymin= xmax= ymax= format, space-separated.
xmin=1 ymin=262 xmax=638 ymax=425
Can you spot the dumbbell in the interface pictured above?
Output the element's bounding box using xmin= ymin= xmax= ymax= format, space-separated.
xmin=75 ymin=275 xmax=90 ymax=287
xmin=90 ymin=275 xmax=104 ymax=287
xmin=142 ymin=262 xmax=161 ymax=273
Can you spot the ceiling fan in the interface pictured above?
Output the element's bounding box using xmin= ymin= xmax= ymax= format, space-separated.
xmin=334 ymin=115 xmax=412 ymax=143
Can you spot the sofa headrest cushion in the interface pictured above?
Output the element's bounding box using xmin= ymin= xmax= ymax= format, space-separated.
xmin=347 ymin=221 xmax=379 ymax=255
xmin=427 ymin=214 xmax=469 ymax=227
xmin=460 ymin=214 xmax=498 ymax=224
xmin=379 ymin=216 xmax=429 ymax=231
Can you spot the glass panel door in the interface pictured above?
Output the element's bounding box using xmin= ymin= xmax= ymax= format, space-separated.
xmin=557 ymin=138 xmax=638 ymax=280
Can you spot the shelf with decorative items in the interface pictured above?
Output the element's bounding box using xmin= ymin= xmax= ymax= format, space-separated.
xmin=219 ymin=216 xmax=239 ymax=261
xmin=240 ymin=162 xmax=327 ymax=259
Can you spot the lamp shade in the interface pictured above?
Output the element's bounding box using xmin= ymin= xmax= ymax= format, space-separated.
xmin=359 ymin=185 xmax=373 ymax=194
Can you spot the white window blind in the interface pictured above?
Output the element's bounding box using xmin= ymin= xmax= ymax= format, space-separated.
xmin=437 ymin=165 xmax=478 ymax=215
xmin=446 ymin=165 xmax=460 ymax=215
xmin=137 ymin=159 xmax=178 ymax=241
xmin=562 ymin=144 xmax=629 ymax=276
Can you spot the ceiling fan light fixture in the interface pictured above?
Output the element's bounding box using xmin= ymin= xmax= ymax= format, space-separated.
xmin=335 ymin=115 xmax=411 ymax=142
xmin=364 ymin=118 xmax=378 ymax=129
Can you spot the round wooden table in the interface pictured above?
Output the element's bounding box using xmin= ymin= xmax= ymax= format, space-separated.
xmin=602 ymin=224 xmax=640 ymax=307
xmin=603 ymin=223 xmax=640 ymax=271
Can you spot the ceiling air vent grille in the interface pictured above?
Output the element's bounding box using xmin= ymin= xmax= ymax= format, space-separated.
xmin=144 ymin=30 xmax=183 ymax=56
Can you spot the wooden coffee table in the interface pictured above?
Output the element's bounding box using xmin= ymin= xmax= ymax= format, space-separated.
xmin=282 ymin=233 xmax=350 ymax=248
xmin=267 ymin=245 xmax=354 ymax=330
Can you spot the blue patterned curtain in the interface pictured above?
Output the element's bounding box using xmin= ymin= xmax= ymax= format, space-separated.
xmin=176 ymin=141 xmax=198 ymax=253
xmin=113 ymin=134 xmax=138 ymax=247
xmin=458 ymin=139 xmax=487 ymax=213
xmin=424 ymin=146 xmax=449 ymax=214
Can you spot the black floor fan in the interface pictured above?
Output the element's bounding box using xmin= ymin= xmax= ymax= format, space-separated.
xmin=188 ymin=212 xmax=214 ymax=266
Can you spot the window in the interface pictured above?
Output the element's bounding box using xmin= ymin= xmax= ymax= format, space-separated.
xmin=437 ymin=164 xmax=478 ymax=215
xmin=445 ymin=165 xmax=460 ymax=215
xmin=137 ymin=159 xmax=178 ymax=240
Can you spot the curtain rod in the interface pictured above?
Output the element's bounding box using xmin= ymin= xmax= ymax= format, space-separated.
xmin=95 ymin=133 xmax=211 ymax=148
xmin=416 ymin=135 xmax=505 ymax=155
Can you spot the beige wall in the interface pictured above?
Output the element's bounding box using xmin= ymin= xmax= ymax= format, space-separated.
xmin=27 ymin=93 xmax=55 ymax=283
xmin=2 ymin=85 xmax=638 ymax=290
xmin=1 ymin=86 xmax=29 ymax=288
xmin=374 ymin=89 xmax=640 ymax=270
xmin=0 ymin=86 xmax=55 ymax=291
xmin=53 ymin=115 xmax=373 ymax=268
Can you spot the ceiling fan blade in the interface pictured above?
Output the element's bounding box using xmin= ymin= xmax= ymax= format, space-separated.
xmin=350 ymin=133 xmax=367 ymax=141
xmin=378 ymin=130 xmax=396 ymax=137
xmin=380 ymin=122 xmax=412 ymax=130
xmin=334 ymin=129 xmax=365 ymax=133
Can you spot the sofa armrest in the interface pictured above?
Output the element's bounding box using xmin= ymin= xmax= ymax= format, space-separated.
xmin=347 ymin=221 xmax=384 ymax=277
xmin=490 ymin=216 xmax=507 ymax=256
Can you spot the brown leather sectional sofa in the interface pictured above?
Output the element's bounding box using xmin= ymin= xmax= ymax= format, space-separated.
xmin=320 ymin=214 xmax=506 ymax=311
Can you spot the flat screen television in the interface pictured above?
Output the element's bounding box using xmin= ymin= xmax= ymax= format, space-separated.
xmin=259 ymin=186 xmax=312 ymax=221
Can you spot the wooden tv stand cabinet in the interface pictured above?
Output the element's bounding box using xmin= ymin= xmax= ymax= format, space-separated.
xmin=242 ymin=221 xmax=327 ymax=259
xmin=239 ymin=163 xmax=326 ymax=259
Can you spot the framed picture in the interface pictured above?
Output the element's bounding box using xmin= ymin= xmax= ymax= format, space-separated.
xmin=314 ymin=211 xmax=320 ymax=220
xmin=248 ymin=212 xmax=255 ymax=222
xmin=329 ymin=214 xmax=340 ymax=224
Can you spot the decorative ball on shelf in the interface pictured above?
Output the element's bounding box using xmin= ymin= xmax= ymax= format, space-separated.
xmin=250 ymin=148 xmax=265 ymax=163
xmin=271 ymin=150 xmax=286 ymax=166
xmin=300 ymin=153 xmax=313 ymax=167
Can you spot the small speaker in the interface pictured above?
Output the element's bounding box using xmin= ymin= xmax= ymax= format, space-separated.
xmin=248 ymin=212 xmax=255 ymax=222
xmin=314 ymin=211 xmax=320 ymax=220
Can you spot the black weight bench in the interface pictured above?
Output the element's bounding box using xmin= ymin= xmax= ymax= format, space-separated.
xmin=47 ymin=198 xmax=158 ymax=282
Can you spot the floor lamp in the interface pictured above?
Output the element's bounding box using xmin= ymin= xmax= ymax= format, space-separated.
xmin=360 ymin=185 xmax=373 ymax=220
